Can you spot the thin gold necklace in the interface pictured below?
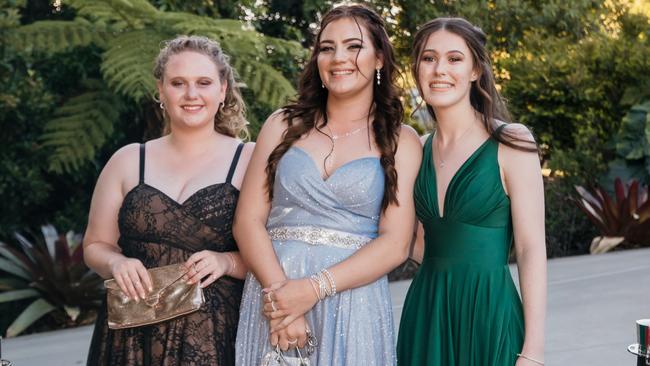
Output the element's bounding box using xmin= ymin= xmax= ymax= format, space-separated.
xmin=434 ymin=124 xmax=475 ymax=168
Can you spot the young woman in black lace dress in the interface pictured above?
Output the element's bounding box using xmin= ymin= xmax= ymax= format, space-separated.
xmin=83 ymin=35 xmax=253 ymax=365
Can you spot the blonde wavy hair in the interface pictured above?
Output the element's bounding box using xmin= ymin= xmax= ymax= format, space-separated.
xmin=153 ymin=35 xmax=248 ymax=139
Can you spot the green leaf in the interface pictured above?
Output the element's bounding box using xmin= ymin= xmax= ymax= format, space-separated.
xmin=0 ymin=257 xmax=31 ymax=280
xmin=41 ymin=82 xmax=121 ymax=173
xmin=231 ymin=58 xmax=296 ymax=108
xmin=0 ymin=277 xmax=28 ymax=291
xmin=0 ymin=243 xmax=30 ymax=270
xmin=101 ymin=29 xmax=168 ymax=101
xmin=5 ymin=299 xmax=56 ymax=337
xmin=10 ymin=19 xmax=108 ymax=55
xmin=0 ymin=289 xmax=40 ymax=303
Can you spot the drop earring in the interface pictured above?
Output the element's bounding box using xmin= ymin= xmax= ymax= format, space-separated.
xmin=376 ymin=68 xmax=381 ymax=86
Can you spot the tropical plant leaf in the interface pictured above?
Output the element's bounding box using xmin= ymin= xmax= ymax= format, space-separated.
xmin=41 ymin=82 xmax=121 ymax=173
xmin=0 ymin=277 xmax=28 ymax=291
xmin=101 ymin=29 xmax=169 ymax=101
xmin=6 ymin=298 xmax=56 ymax=337
xmin=0 ymin=257 xmax=30 ymax=280
xmin=0 ymin=242 xmax=35 ymax=273
xmin=9 ymin=18 xmax=109 ymax=54
xmin=0 ymin=289 xmax=40 ymax=303
xmin=231 ymin=58 xmax=297 ymax=108
xmin=70 ymin=0 xmax=158 ymax=23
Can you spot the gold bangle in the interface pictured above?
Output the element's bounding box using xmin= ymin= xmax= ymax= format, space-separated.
xmin=517 ymin=353 xmax=544 ymax=365
xmin=308 ymin=277 xmax=322 ymax=301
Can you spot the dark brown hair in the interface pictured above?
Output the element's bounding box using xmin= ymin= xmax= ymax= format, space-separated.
xmin=154 ymin=35 xmax=248 ymax=139
xmin=412 ymin=17 xmax=537 ymax=151
xmin=265 ymin=4 xmax=404 ymax=210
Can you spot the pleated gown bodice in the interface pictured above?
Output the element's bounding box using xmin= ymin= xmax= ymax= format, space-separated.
xmin=397 ymin=134 xmax=524 ymax=365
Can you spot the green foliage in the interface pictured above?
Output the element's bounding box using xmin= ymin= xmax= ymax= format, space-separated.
xmin=0 ymin=225 xmax=103 ymax=337
xmin=602 ymin=101 xmax=650 ymax=187
xmin=502 ymin=8 xmax=650 ymax=183
xmin=545 ymin=177 xmax=595 ymax=257
xmin=11 ymin=0 xmax=306 ymax=173
xmin=41 ymin=80 xmax=122 ymax=172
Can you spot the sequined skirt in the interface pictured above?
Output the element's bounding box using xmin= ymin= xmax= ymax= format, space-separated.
xmin=235 ymin=226 xmax=397 ymax=366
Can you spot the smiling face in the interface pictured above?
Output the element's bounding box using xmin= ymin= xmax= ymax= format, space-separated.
xmin=317 ymin=17 xmax=383 ymax=98
xmin=417 ymin=29 xmax=478 ymax=111
xmin=158 ymin=51 xmax=227 ymax=130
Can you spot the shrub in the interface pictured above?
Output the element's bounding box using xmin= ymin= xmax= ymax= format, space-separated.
xmin=572 ymin=178 xmax=650 ymax=253
xmin=0 ymin=225 xmax=103 ymax=337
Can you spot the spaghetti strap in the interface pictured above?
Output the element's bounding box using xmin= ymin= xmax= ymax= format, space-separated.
xmin=226 ymin=143 xmax=244 ymax=184
xmin=139 ymin=143 xmax=146 ymax=184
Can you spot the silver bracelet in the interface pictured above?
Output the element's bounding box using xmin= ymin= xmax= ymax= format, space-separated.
xmin=517 ymin=353 xmax=544 ymax=365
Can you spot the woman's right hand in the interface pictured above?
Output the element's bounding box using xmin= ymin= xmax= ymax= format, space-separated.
xmin=109 ymin=257 xmax=153 ymax=301
xmin=270 ymin=315 xmax=309 ymax=351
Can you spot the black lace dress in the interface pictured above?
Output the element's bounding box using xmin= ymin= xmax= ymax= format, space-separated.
xmin=87 ymin=143 xmax=245 ymax=366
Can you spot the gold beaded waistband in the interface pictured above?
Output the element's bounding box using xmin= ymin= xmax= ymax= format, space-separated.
xmin=267 ymin=226 xmax=373 ymax=250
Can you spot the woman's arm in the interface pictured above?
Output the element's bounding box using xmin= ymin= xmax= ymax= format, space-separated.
xmin=83 ymin=144 xmax=153 ymax=301
xmin=184 ymin=142 xmax=256 ymax=284
xmin=266 ymin=125 xmax=423 ymax=331
xmin=232 ymin=113 xmax=288 ymax=287
xmin=500 ymin=124 xmax=547 ymax=365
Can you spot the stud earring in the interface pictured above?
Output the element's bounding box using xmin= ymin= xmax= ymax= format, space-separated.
xmin=376 ymin=68 xmax=381 ymax=86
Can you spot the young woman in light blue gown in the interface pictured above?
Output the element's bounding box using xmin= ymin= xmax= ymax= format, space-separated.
xmin=233 ymin=4 xmax=421 ymax=365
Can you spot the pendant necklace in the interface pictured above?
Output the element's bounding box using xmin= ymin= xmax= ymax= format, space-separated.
xmin=323 ymin=122 xmax=369 ymax=176
xmin=434 ymin=124 xmax=475 ymax=168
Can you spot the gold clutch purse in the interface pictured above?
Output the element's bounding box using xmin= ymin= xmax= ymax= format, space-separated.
xmin=105 ymin=263 xmax=204 ymax=329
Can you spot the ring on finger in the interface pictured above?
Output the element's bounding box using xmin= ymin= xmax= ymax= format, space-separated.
xmin=287 ymin=338 xmax=297 ymax=345
xmin=265 ymin=292 xmax=273 ymax=302
xmin=271 ymin=301 xmax=277 ymax=312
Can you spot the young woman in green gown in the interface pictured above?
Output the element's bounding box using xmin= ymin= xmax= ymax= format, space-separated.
xmin=397 ymin=18 xmax=547 ymax=366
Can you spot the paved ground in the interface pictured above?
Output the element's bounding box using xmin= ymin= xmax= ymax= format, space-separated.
xmin=3 ymin=248 xmax=650 ymax=365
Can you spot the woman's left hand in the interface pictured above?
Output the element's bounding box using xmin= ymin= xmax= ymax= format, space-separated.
xmin=262 ymin=278 xmax=319 ymax=332
xmin=184 ymin=250 xmax=230 ymax=288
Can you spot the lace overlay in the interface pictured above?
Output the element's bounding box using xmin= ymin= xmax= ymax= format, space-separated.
xmin=88 ymin=144 xmax=244 ymax=366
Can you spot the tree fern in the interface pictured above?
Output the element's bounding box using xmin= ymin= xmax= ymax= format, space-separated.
xmin=101 ymin=29 xmax=172 ymax=101
xmin=41 ymin=81 xmax=121 ymax=173
xmin=13 ymin=0 xmax=307 ymax=172
xmin=10 ymin=19 xmax=108 ymax=53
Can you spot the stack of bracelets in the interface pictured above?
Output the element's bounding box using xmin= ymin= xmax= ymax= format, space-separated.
xmin=309 ymin=269 xmax=336 ymax=300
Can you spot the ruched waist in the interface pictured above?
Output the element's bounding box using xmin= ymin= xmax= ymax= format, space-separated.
xmin=422 ymin=219 xmax=512 ymax=268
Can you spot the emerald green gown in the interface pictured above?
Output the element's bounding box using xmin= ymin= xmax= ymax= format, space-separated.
xmin=397 ymin=134 xmax=524 ymax=365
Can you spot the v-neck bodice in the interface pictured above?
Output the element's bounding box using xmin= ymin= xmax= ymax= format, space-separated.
xmin=417 ymin=134 xmax=510 ymax=225
xmin=266 ymin=146 xmax=384 ymax=238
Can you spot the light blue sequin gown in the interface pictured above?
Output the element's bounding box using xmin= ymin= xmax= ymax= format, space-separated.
xmin=236 ymin=146 xmax=396 ymax=365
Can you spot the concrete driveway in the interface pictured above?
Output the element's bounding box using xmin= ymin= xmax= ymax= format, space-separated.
xmin=3 ymin=248 xmax=650 ymax=365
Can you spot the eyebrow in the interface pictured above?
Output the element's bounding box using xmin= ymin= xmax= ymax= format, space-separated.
xmin=320 ymin=37 xmax=363 ymax=44
xmin=422 ymin=48 xmax=466 ymax=55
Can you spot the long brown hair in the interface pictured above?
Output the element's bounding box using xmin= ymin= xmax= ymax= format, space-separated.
xmin=412 ymin=18 xmax=537 ymax=151
xmin=265 ymin=4 xmax=404 ymax=210
xmin=153 ymin=35 xmax=248 ymax=139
